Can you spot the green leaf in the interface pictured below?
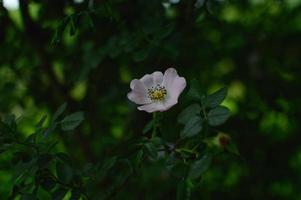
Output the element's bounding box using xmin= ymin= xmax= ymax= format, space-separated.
xmin=84 ymin=12 xmax=94 ymax=28
xmin=96 ymin=156 xmax=118 ymax=181
xmin=0 ymin=121 xmax=10 ymax=133
xmin=133 ymin=48 xmax=149 ymax=62
xmin=69 ymin=16 xmax=77 ymax=36
xmin=187 ymin=79 xmax=203 ymax=101
xmin=105 ymin=159 xmax=133 ymax=197
xmin=142 ymin=119 xmax=154 ymax=134
xmin=20 ymin=194 xmax=37 ymax=200
xmin=0 ymin=145 xmax=9 ymax=154
xmin=38 ymin=154 xmax=53 ymax=168
xmin=144 ymin=142 xmax=158 ymax=160
xmin=3 ymin=114 xmax=16 ymax=126
xmin=46 ymin=102 xmax=67 ymax=135
xmin=180 ymin=116 xmax=203 ymax=138
xmin=36 ymin=115 xmax=47 ymax=128
xmin=171 ymin=162 xmax=189 ymax=179
xmin=208 ymin=106 xmax=230 ymax=126
xmin=12 ymin=151 xmax=31 ymax=164
xmin=51 ymin=17 xmax=70 ymax=44
xmin=8 ymin=185 xmax=20 ymax=199
xmin=188 ymin=154 xmax=212 ymax=179
xmin=44 ymin=123 xmax=57 ymax=137
xmin=204 ymin=87 xmax=228 ymax=108
xmin=226 ymin=141 xmax=240 ymax=156
xmin=150 ymin=136 xmax=163 ymax=146
xmin=102 ymin=156 xmax=117 ymax=171
xmin=56 ymin=161 xmax=73 ymax=184
xmin=12 ymin=159 xmax=37 ymax=183
xmin=3 ymin=114 xmax=17 ymax=133
xmin=178 ymin=104 xmax=201 ymax=124
xmin=134 ymin=150 xmax=144 ymax=169
xmin=56 ymin=152 xmax=71 ymax=163
xmin=82 ymin=163 xmax=94 ymax=177
xmin=165 ymin=153 xmax=177 ymax=168
xmin=176 ymin=181 xmax=187 ymax=200
xmin=25 ymin=133 xmax=37 ymax=143
xmin=70 ymin=189 xmax=81 ymax=200
xmin=176 ymin=179 xmax=192 ymax=200
xmin=52 ymin=187 xmax=68 ymax=200
xmin=40 ymin=176 xmax=56 ymax=191
xmin=53 ymin=103 xmax=67 ymax=121
xmin=61 ymin=112 xmax=84 ymax=131
xmin=155 ymin=23 xmax=175 ymax=40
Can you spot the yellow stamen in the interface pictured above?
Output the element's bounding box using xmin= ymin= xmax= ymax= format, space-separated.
xmin=147 ymin=85 xmax=167 ymax=101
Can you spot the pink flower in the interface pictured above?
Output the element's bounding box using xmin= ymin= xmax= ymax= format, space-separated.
xmin=127 ymin=68 xmax=186 ymax=113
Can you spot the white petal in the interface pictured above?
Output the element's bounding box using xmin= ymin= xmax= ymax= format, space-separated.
xmin=163 ymin=68 xmax=186 ymax=98
xmin=127 ymin=91 xmax=151 ymax=105
xmin=140 ymin=74 xmax=153 ymax=88
xmin=130 ymin=79 xmax=146 ymax=92
xmin=137 ymin=100 xmax=177 ymax=113
xmin=168 ymin=77 xmax=186 ymax=99
xmin=138 ymin=103 xmax=163 ymax=113
xmin=130 ymin=79 xmax=139 ymax=90
xmin=140 ymin=71 xmax=163 ymax=88
xmin=128 ymin=79 xmax=150 ymax=104
xmin=163 ymin=68 xmax=178 ymax=89
xmin=152 ymin=71 xmax=164 ymax=85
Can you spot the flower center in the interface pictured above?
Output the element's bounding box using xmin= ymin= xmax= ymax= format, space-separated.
xmin=147 ymin=85 xmax=167 ymax=101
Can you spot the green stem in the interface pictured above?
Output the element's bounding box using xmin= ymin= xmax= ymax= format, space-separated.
xmin=192 ymin=143 xmax=201 ymax=151
xmin=175 ymin=148 xmax=198 ymax=156
xmin=200 ymin=102 xmax=207 ymax=121
xmin=152 ymin=112 xmax=158 ymax=138
xmin=200 ymin=101 xmax=209 ymax=138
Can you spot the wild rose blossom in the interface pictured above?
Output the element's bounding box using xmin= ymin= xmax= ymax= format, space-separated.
xmin=127 ymin=68 xmax=186 ymax=113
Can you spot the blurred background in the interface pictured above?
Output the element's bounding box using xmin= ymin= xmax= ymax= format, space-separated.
xmin=1 ymin=0 xmax=301 ymax=199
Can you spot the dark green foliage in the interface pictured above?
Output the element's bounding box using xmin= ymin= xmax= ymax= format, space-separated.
xmin=0 ymin=108 xmax=89 ymax=200
xmin=204 ymin=87 xmax=228 ymax=108
xmin=178 ymin=104 xmax=202 ymax=124
xmin=1 ymin=0 xmax=301 ymax=199
xmin=56 ymin=161 xmax=73 ymax=184
xmin=188 ymin=154 xmax=212 ymax=180
xmin=208 ymin=106 xmax=230 ymax=126
xmin=61 ymin=112 xmax=84 ymax=131
xmin=180 ymin=115 xmax=203 ymax=138
xmin=52 ymin=188 xmax=68 ymax=200
xmin=1 ymin=82 xmax=231 ymax=199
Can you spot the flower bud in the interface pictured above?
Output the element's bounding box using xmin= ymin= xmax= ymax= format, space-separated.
xmin=213 ymin=133 xmax=231 ymax=149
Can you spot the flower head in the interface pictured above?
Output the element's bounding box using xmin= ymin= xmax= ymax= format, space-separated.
xmin=127 ymin=68 xmax=186 ymax=113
